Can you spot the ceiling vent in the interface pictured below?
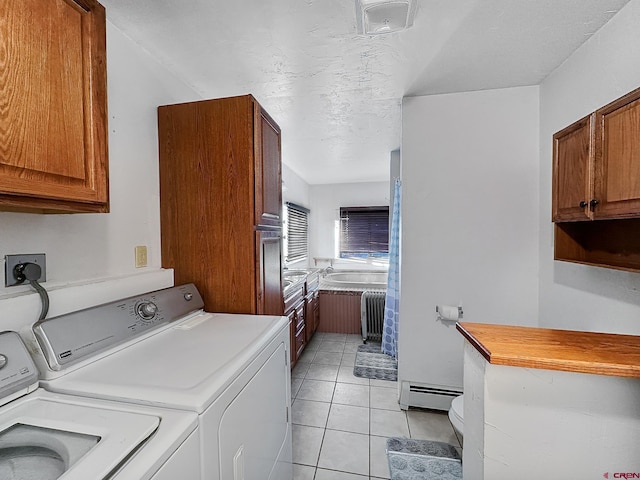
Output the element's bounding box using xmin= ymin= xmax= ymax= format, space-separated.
xmin=355 ymin=0 xmax=417 ymax=35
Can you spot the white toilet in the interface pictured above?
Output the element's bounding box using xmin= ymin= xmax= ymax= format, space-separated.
xmin=448 ymin=395 xmax=464 ymax=439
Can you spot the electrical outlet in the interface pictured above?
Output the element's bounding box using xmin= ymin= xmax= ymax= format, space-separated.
xmin=135 ymin=246 xmax=148 ymax=268
xmin=5 ymin=253 xmax=46 ymax=287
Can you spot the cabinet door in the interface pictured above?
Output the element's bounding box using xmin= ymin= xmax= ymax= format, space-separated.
xmin=312 ymin=291 xmax=320 ymax=335
xmin=304 ymin=292 xmax=319 ymax=342
xmin=305 ymin=296 xmax=313 ymax=342
xmin=294 ymin=300 xmax=305 ymax=331
xmin=552 ymin=114 xmax=593 ymax=221
xmin=288 ymin=309 xmax=297 ymax=367
xmin=593 ymin=89 xmax=640 ymax=219
xmin=0 ymin=0 xmax=108 ymax=213
xmin=256 ymin=230 xmax=283 ymax=316
xmin=255 ymin=107 xmax=282 ymax=227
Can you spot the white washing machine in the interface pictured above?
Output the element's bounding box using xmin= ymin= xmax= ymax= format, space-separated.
xmin=0 ymin=331 xmax=199 ymax=480
xmin=30 ymin=284 xmax=293 ymax=480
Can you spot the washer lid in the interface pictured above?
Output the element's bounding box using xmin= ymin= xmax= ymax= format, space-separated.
xmin=0 ymin=332 xmax=38 ymax=407
xmin=0 ymin=391 xmax=160 ymax=480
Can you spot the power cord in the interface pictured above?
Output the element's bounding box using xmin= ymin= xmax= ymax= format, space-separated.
xmin=14 ymin=263 xmax=50 ymax=321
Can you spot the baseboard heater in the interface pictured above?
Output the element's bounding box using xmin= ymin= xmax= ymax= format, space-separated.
xmin=399 ymin=382 xmax=463 ymax=411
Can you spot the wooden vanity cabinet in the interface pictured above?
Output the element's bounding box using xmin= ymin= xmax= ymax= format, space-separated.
xmin=287 ymin=302 xmax=306 ymax=368
xmin=0 ymin=0 xmax=109 ymax=213
xmin=284 ymin=282 xmax=305 ymax=368
xmin=294 ymin=300 xmax=306 ymax=361
xmin=158 ymin=95 xmax=283 ymax=314
xmin=304 ymin=275 xmax=320 ymax=342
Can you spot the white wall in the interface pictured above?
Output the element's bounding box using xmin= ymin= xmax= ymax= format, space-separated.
xmin=282 ymin=164 xmax=310 ymax=209
xmin=308 ymin=182 xmax=389 ymax=269
xmin=399 ymin=86 xmax=540 ymax=393
xmin=0 ymin=22 xmax=200 ymax=329
xmin=538 ymin=0 xmax=640 ymax=334
xmin=282 ymin=164 xmax=311 ymax=268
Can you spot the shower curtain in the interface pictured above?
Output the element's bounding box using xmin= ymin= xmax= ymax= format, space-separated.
xmin=382 ymin=178 xmax=401 ymax=358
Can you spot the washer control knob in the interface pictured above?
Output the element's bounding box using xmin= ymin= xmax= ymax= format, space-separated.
xmin=184 ymin=292 xmax=193 ymax=301
xmin=137 ymin=301 xmax=158 ymax=320
xmin=0 ymin=354 xmax=6 ymax=369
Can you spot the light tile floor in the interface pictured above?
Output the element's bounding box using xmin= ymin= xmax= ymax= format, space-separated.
xmin=291 ymin=332 xmax=462 ymax=479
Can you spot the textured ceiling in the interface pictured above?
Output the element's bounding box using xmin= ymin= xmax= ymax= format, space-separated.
xmin=101 ymin=0 xmax=631 ymax=184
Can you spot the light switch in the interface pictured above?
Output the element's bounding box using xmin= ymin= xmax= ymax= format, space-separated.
xmin=134 ymin=246 xmax=148 ymax=268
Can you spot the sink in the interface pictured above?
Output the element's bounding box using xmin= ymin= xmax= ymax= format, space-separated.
xmin=283 ymin=277 xmax=305 ymax=298
xmin=284 ymin=268 xmax=321 ymax=279
xmin=283 ymin=270 xmax=310 ymax=277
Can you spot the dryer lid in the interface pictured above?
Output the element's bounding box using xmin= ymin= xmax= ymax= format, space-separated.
xmin=0 ymin=332 xmax=38 ymax=407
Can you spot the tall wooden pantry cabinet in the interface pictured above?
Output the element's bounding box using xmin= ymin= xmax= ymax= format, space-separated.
xmin=158 ymin=95 xmax=283 ymax=315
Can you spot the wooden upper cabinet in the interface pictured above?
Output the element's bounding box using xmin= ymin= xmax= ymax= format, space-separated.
xmin=593 ymin=88 xmax=640 ymax=219
xmin=552 ymin=114 xmax=594 ymax=222
xmin=553 ymin=86 xmax=640 ymax=222
xmin=553 ymin=86 xmax=640 ymax=273
xmin=0 ymin=0 xmax=108 ymax=213
xmin=255 ymin=109 xmax=282 ymax=227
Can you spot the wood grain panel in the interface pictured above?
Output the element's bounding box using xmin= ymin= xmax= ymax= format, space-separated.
xmin=159 ymin=97 xmax=257 ymax=313
xmin=594 ymin=86 xmax=640 ymax=218
xmin=457 ymin=322 xmax=640 ymax=378
xmin=318 ymin=290 xmax=362 ymax=334
xmin=0 ymin=0 xmax=108 ymax=212
xmin=257 ymin=230 xmax=283 ymax=315
xmin=552 ymin=114 xmax=593 ymax=221
xmin=555 ymin=216 xmax=640 ymax=272
xmin=255 ymin=109 xmax=282 ymax=227
xmin=159 ymin=95 xmax=283 ymax=315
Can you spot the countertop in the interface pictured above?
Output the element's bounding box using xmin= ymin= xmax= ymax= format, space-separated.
xmin=456 ymin=321 xmax=640 ymax=378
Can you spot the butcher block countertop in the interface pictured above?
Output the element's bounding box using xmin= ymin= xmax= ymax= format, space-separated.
xmin=456 ymin=322 xmax=640 ymax=378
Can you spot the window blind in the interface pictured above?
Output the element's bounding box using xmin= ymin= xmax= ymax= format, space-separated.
xmin=339 ymin=206 xmax=389 ymax=258
xmin=285 ymin=202 xmax=309 ymax=264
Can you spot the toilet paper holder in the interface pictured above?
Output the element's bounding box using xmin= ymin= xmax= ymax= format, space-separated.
xmin=435 ymin=305 xmax=463 ymax=322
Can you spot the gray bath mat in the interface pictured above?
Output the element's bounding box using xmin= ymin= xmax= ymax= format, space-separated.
xmin=387 ymin=438 xmax=460 ymax=460
xmin=353 ymin=343 xmax=397 ymax=381
xmin=386 ymin=438 xmax=462 ymax=480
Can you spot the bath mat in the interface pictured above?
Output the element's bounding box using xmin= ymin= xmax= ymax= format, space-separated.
xmin=386 ymin=438 xmax=462 ymax=480
xmin=353 ymin=343 xmax=397 ymax=381
xmin=386 ymin=438 xmax=460 ymax=460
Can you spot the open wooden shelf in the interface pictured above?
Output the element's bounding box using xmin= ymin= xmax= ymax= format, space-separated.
xmin=555 ymin=219 xmax=640 ymax=272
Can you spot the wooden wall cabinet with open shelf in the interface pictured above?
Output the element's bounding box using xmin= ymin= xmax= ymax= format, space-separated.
xmin=0 ymin=0 xmax=109 ymax=213
xmin=553 ymin=86 xmax=640 ymax=271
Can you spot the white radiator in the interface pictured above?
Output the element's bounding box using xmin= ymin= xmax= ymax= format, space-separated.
xmin=360 ymin=290 xmax=386 ymax=342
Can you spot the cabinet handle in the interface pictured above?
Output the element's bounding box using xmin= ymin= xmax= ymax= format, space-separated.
xmin=590 ymin=199 xmax=599 ymax=208
xmin=579 ymin=201 xmax=588 ymax=208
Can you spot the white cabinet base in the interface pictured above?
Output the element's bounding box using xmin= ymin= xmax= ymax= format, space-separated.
xmin=463 ymin=341 xmax=640 ymax=479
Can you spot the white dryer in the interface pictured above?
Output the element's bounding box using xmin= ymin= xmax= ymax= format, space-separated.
xmin=31 ymin=284 xmax=293 ymax=480
xmin=0 ymin=331 xmax=199 ymax=480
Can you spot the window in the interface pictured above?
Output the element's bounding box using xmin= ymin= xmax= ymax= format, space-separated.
xmin=339 ymin=206 xmax=389 ymax=259
xmin=284 ymin=202 xmax=309 ymax=264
